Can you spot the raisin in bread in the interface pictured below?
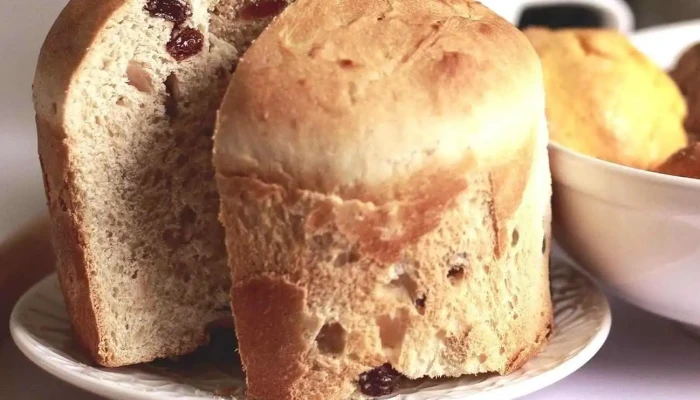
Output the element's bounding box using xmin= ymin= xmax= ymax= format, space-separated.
xmin=33 ymin=0 xmax=292 ymax=367
xmin=214 ymin=0 xmax=554 ymax=399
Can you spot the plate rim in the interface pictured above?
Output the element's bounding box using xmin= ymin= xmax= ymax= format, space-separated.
xmin=10 ymin=275 xmax=191 ymax=400
xmin=10 ymin=262 xmax=611 ymax=400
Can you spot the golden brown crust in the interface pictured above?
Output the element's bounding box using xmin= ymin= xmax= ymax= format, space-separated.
xmin=215 ymin=0 xmax=543 ymax=202
xmin=36 ymin=116 xmax=105 ymax=364
xmin=33 ymin=0 xmax=129 ymax=366
xmin=232 ymin=277 xmax=312 ymax=400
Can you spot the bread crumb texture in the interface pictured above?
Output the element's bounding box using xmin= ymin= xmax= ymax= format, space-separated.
xmin=34 ymin=0 xmax=294 ymax=366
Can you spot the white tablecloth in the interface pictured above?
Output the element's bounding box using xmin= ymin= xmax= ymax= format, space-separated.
xmin=1 ymin=1 xmax=699 ymax=399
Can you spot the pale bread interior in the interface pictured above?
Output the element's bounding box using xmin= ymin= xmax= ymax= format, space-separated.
xmin=36 ymin=0 xmax=293 ymax=366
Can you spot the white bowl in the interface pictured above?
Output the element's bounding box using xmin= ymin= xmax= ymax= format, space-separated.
xmin=551 ymin=20 xmax=700 ymax=329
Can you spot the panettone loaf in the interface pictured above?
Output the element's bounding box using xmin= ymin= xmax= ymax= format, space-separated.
xmin=214 ymin=0 xmax=554 ymax=399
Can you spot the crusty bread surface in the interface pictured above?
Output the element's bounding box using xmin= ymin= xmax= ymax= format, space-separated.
xmin=214 ymin=1 xmax=553 ymax=399
xmin=34 ymin=0 xmax=293 ymax=367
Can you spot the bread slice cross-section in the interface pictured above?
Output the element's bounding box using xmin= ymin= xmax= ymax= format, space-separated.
xmin=34 ymin=0 xmax=293 ymax=367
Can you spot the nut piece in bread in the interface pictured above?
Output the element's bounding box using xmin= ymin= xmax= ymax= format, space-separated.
xmin=524 ymin=27 xmax=688 ymax=171
xmin=33 ymin=0 xmax=292 ymax=367
xmin=214 ymin=1 xmax=553 ymax=399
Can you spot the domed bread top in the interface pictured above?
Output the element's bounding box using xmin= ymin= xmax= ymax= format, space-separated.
xmin=215 ymin=0 xmax=544 ymax=203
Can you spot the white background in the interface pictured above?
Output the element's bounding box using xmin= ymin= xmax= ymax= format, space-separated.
xmin=1 ymin=1 xmax=699 ymax=399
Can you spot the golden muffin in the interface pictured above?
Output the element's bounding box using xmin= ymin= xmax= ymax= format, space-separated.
xmin=524 ymin=27 xmax=687 ymax=170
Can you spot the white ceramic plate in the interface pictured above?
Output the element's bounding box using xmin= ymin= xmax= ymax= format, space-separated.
xmin=10 ymin=257 xmax=610 ymax=400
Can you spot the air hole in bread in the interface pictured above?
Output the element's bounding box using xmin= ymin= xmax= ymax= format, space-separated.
xmin=334 ymin=249 xmax=360 ymax=267
xmin=315 ymin=322 xmax=347 ymax=354
xmin=112 ymin=286 xmax=119 ymax=298
xmin=51 ymin=102 xmax=58 ymax=114
xmin=511 ymin=228 xmax=519 ymax=246
xmin=499 ymin=346 xmax=506 ymax=355
xmin=414 ymin=294 xmax=426 ymax=315
xmin=447 ymin=252 xmax=468 ymax=281
xmin=447 ymin=265 xmax=464 ymax=280
xmin=164 ymin=73 xmax=180 ymax=119
xmin=388 ymin=272 xmax=419 ymax=301
xmin=127 ymin=61 xmax=154 ymax=93
xmin=513 ymin=294 xmax=519 ymax=305
xmin=377 ymin=309 xmax=410 ymax=357
xmin=131 ymin=270 xmax=138 ymax=279
xmin=542 ymin=237 xmax=547 ymax=254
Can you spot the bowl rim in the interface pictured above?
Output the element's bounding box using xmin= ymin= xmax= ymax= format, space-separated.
xmin=548 ymin=141 xmax=700 ymax=190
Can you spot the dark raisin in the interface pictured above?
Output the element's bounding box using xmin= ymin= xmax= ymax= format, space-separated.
xmin=358 ymin=363 xmax=401 ymax=397
xmin=166 ymin=28 xmax=204 ymax=61
xmin=144 ymin=0 xmax=191 ymax=25
xmin=239 ymin=0 xmax=288 ymax=20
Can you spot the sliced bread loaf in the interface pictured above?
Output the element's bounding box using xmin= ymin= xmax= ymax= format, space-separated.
xmin=34 ymin=0 xmax=292 ymax=367
xmin=214 ymin=0 xmax=554 ymax=399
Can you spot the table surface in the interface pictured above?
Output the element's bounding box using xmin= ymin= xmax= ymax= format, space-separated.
xmin=2 ymin=1 xmax=700 ymax=399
